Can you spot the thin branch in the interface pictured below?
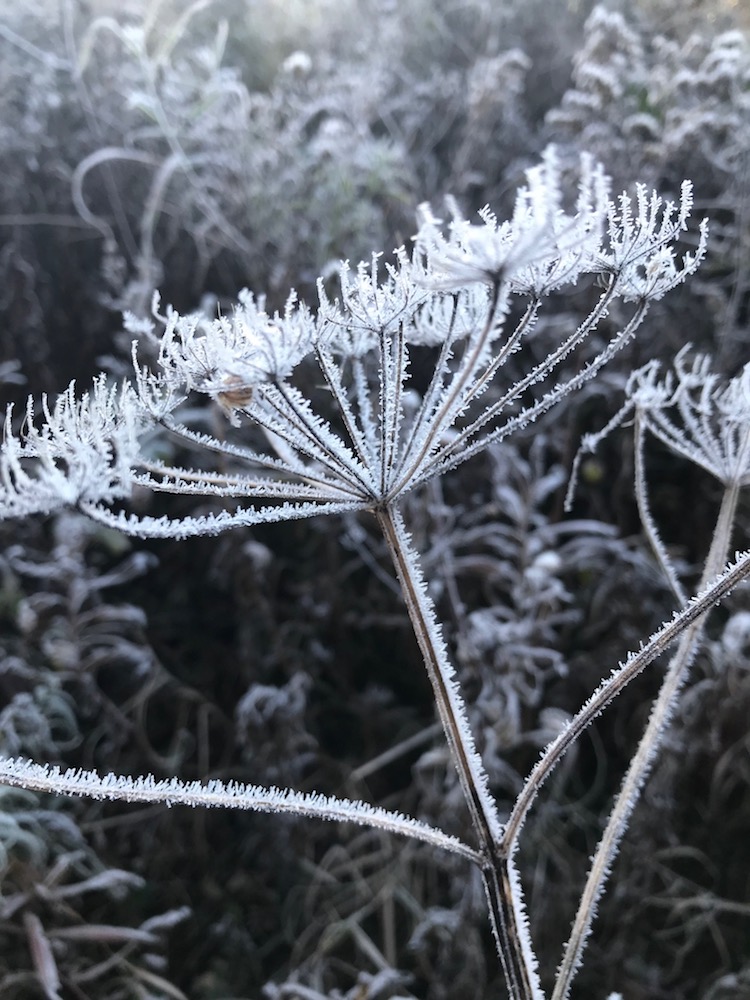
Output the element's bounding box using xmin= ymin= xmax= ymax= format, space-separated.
xmin=552 ymin=472 xmax=743 ymax=1000
xmin=133 ymin=464 xmax=357 ymax=502
xmin=0 ymin=758 xmax=481 ymax=865
xmin=430 ymin=296 xmax=648 ymax=482
xmin=503 ymin=546 xmax=750 ymax=854
xmin=634 ymin=410 xmax=687 ymax=605
xmin=315 ymin=345 xmax=376 ymax=470
xmin=158 ymin=418 xmax=355 ymax=494
xmin=437 ymin=279 xmax=618 ymax=465
xmin=389 ymin=279 xmax=502 ymax=497
xmin=80 ymin=497 xmax=366 ymax=538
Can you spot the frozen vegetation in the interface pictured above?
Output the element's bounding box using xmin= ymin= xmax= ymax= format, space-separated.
xmin=0 ymin=1 xmax=748 ymax=998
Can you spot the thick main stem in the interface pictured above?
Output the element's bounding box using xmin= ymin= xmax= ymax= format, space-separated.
xmin=552 ymin=476 xmax=742 ymax=1000
xmin=376 ymin=503 xmax=540 ymax=1000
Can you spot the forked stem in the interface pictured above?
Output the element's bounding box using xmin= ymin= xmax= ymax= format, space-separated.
xmin=552 ymin=473 xmax=743 ymax=1000
xmin=376 ymin=502 xmax=540 ymax=1000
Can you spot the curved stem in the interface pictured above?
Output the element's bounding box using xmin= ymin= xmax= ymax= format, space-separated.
xmin=0 ymin=758 xmax=480 ymax=863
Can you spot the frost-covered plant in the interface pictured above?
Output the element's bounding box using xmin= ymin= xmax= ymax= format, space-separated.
xmin=0 ymin=784 xmax=188 ymax=1000
xmin=597 ymin=595 xmax=750 ymax=991
xmin=547 ymin=6 xmax=750 ymax=363
xmin=547 ymin=7 xmax=750 ymax=185
xmin=1 ymin=0 xmax=594 ymax=350
xmin=0 ymin=148 xmax=737 ymax=1000
xmin=0 ymin=512 xmax=199 ymax=997
xmin=559 ymin=348 xmax=750 ymax=998
xmin=0 ymin=0 xmax=423 ymax=395
xmin=0 ymin=0 xmax=105 ymax=388
xmin=68 ymin=0 xmax=419 ymax=313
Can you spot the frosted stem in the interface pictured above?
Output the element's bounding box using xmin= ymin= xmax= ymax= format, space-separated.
xmin=0 ymin=758 xmax=481 ymax=863
xmin=634 ymin=410 xmax=687 ymax=605
xmin=376 ymin=502 xmax=541 ymax=1000
xmin=552 ymin=473 xmax=742 ymax=1000
xmin=502 ymin=547 xmax=750 ymax=857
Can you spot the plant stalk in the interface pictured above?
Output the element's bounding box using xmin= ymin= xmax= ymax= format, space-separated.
xmin=376 ymin=502 xmax=539 ymax=1000
xmin=552 ymin=474 xmax=743 ymax=1000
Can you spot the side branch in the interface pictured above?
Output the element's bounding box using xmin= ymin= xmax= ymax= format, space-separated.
xmin=0 ymin=758 xmax=481 ymax=864
xmin=503 ymin=546 xmax=750 ymax=853
xmin=552 ymin=461 xmax=745 ymax=1000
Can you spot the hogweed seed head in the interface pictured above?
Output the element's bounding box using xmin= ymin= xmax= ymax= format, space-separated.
xmin=0 ymin=151 xmax=708 ymax=536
